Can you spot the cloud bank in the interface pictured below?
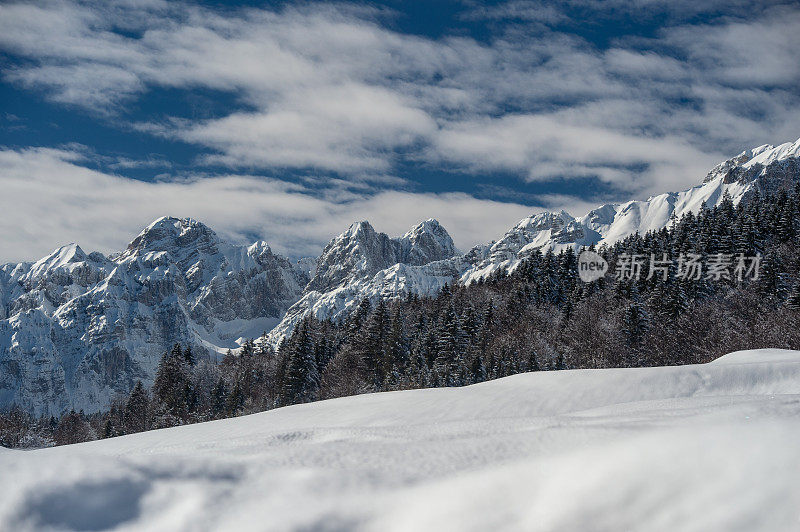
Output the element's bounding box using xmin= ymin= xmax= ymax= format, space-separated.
xmin=0 ymin=0 xmax=798 ymax=262
xmin=2 ymin=1 xmax=798 ymax=181
xmin=0 ymin=146 xmax=549 ymax=262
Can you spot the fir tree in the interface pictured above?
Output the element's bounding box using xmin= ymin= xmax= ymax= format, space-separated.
xmin=361 ymin=299 xmax=390 ymax=386
xmin=787 ymin=280 xmax=800 ymax=311
xmin=211 ymin=378 xmax=228 ymax=419
xmin=225 ymin=381 xmax=245 ymax=415
xmin=282 ymin=322 xmax=320 ymax=404
xmin=622 ymin=302 xmax=650 ymax=348
xmin=470 ymin=356 xmax=487 ymax=383
xmin=152 ymin=344 xmax=193 ymax=423
xmin=123 ymin=380 xmax=150 ymax=434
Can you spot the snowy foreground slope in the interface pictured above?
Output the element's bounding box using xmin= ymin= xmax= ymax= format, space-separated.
xmin=3 ymin=349 xmax=800 ymax=531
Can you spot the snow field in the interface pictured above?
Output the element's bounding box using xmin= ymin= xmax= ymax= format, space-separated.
xmin=1 ymin=348 xmax=799 ymax=531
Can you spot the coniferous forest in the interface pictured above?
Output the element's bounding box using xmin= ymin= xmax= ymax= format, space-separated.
xmin=3 ymin=186 xmax=800 ymax=448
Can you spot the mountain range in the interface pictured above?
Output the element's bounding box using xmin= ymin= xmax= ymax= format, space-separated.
xmin=2 ymin=138 xmax=800 ymax=415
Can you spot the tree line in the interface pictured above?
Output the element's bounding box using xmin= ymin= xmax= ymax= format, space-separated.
xmin=3 ymin=184 xmax=800 ymax=447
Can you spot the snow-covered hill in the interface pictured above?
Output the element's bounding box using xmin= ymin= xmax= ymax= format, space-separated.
xmin=2 ymin=349 xmax=798 ymax=531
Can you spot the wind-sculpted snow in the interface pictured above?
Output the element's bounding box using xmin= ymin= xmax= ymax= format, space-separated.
xmin=0 ymin=217 xmax=308 ymax=415
xmin=1 ymin=349 xmax=798 ymax=531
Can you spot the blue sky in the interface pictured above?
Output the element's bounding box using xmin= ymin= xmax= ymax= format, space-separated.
xmin=1 ymin=0 xmax=799 ymax=262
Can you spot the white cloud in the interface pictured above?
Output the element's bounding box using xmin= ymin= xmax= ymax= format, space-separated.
xmin=0 ymin=0 xmax=798 ymax=241
xmin=431 ymin=113 xmax=724 ymax=196
xmin=0 ymin=147 xmax=542 ymax=263
xmin=661 ymin=7 xmax=800 ymax=88
xmin=176 ymin=84 xmax=437 ymax=173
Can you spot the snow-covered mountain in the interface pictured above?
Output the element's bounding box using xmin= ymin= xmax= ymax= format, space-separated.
xmin=268 ymin=138 xmax=800 ymax=342
xmin=460 ymin=137 xmax=800 ymax=283
xmin=0 ymin=217 xmax=308 ymax=415
xmin=266 ymin=219 xmax=462 ymax=344
xmin=3 ymin=138 xmax=800 ymax=413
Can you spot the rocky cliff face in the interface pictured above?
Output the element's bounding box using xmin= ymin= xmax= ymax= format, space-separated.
xmin=266 ymin=219 xmax=461 ymax=346
xmin=306 ymin=219 xmax=457 ymax=293
xmin=0 ymin=217 xmax=307 ymax=415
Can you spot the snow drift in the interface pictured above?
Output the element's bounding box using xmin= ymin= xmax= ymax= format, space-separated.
xmin=1 ymin=348 xmax=798 ymax=531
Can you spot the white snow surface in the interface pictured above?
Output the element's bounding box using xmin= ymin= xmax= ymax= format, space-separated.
xmin=3 ymin=348 xmax=799 ymax=531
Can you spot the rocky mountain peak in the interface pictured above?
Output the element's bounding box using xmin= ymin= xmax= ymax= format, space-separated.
xmin=399 ymin=218 xmax=458 ymax=265
xmin=120 ymin=217 xmax=220 ymax=260
xmin=308 ymin=221 xmax=395 ymax=293
xmin=703 ymin=138 xmax=800 ymax=184
xmin=307 ymin=219 xmax=458 ymax=293
xmin=19 ymin=243 xmax=109 ymax=291
xmin=0 ymin=217 xmax=307 ymax=415
xmin=26 ymin=243 xmax=87 ymax=276
xmin=517 ymin=211 xmax=574 ymax=232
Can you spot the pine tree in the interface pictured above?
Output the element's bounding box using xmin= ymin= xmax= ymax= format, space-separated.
xmin=183 ymin=345 xmax=195 ymax=366
xmin=361 ymin=299 xmax=390 ymax=386
xmin=152 ymin=344 xmax=193 ymax=423
xmin=468 ymin=356 xmax=486 ymax=383
xmin=778 ymin=198 xmax=796 ymax=242
xmin=622 ymin=302 xmax=649 ymax=348
xmin=664 ymin=282 xmax=689 ymax=319
xmin=527 ymin=351 xmax=540 ymax=371
xmin=758 ymin=250 xmax=784 ymax=297
xmin=211 ymin=378 xmax=228 ymax=419
xmin=387 ymin=307 xmax=409 ymax=375
xmin=225 ymin=381 xmax=245 ymax=415
xmin=787 ymin=280 xmax=800 ymax=311
xmin=434 ymin=303 xmax=468 ymax=386
xmin=282 ymin=322 xmax=319 ymax=404
xmin=343 ymin=299 xmax=372 ymax=342
xmin=123 ymin=380 xmax=149 ymax=434
xmin=102 ymin=419 xmax=117 ymax=439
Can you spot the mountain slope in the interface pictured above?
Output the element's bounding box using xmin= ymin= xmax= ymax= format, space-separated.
xmin=1 ymin=349 xmax=798 ymax=531
xmin=4 ymin=138 xmax=800 ymax=411
xmin=460 ymin=137 xmax=800 ymax=283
